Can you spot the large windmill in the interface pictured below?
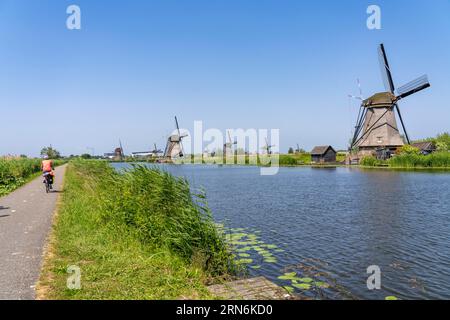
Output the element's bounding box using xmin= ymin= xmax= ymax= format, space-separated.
xmin=223 ymin=131 xmax=237 ymax=157
xmin=164 ymin=116 xmax=188 ymax=159
xmin=350 ymin=44 xmax=430 ymax=158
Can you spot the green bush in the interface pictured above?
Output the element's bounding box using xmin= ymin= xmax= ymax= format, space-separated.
xmin=0 ymin=158 xmax=41 ymax=195
xmin=398 ymin=145 xmax=421 ymax=155
xmin=388 ymin=152 xmax=450 ymax=168
xmin=0 ymin=158 xmax=66 ymax=195
xmin=359 ymin=156 xmax=386 ymax=167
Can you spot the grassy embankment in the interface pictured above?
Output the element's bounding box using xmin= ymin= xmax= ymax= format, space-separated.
xmin=360 ymin=152 xmax=450 ymax=169
xmin=38 ymin=160 xmax=235 ymax=299
xmin=131 ymin=153 xmax=346 ymax=166
xmin=0 ymin=158 xmax=65 ymax=196
xmin=359 ymin=133 xmax=450 ymax=169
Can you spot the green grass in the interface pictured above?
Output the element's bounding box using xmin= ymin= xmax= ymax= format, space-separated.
xmin=359 ymin=152 xmax=450 ymax=169
xmin=388 ymin=152 xmax=450 ymax=168
xmin=38 ymin=160 xmax=235 ymax=300
xmin=0 ymin=158 xmax=66 ymax=196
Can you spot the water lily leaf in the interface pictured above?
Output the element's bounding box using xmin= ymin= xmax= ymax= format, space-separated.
xmin=293 ymin=283 xmax=311 ymax=290
xmin=264 ymin=258 xmax=277 ymax=263
xmin=283 ymin=286 xmax=295 ymax=294
xmin=278 ymin=272 xmax=298 ymax=280
xmin=299 ymin=277 xmax=313 ymax=283
xmin=236 ymin=258 xmax=253 ymax=264
xmin=385 ymin=296 xmax=399 ymax=300
xmin=250 ymin=265 xmax=261 ymax=269
xmin=238 ymin=253 xmax=251 ymax=257
xmin=265 ymin=244 xmax=277 ymax=249
xmin=314 ymin=281 xmax=330 ymax=289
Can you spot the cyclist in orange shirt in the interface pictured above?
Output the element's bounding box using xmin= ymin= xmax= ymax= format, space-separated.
xmin=41 ymin=156 xmax=55 ymax=188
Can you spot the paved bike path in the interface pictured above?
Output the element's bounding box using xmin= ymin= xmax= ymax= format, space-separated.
xmin=0 ymin=165 xmax=67 ymax=300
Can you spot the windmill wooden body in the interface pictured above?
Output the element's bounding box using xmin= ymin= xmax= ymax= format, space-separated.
xmin=164 ymin=116 xmax=187 ymax=159
xmin=350 ymin=44 xmax=430 ymax=159
xmin=262 ymin=138 xmax=275 ymax=155
xmin=223 ymin=131 xmax=237 ymax=157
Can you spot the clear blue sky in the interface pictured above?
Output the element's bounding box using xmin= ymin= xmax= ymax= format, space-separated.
xmin=1 ymin=0 xmax=449 ymax=156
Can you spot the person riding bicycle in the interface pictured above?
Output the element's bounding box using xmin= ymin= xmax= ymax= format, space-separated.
xmin=41 ymin=156 xmax=55 ymax=188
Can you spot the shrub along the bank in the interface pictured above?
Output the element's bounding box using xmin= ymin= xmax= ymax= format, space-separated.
xmin=0 ymin=158 xmax=66 ymax=196
xmin=73 ymin=161 xmax=234 ymax=275
xmin=0 ymin=158 xmax=41 ymax=195
xmin=388 ymin=152 xmax=450 ymax=168
xmin=359 ymin=152 xmax=450 ymax=168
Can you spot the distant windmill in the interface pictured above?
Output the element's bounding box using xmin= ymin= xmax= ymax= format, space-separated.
xmin=151 ymin=143 xmax=163 ymax=157
xmin=223 ymin=131 xmax=237 ymax=157
xmin=164 ymin=116 xmax=188 ymax=159
xmin=350 ymin=43 xmax=431 ymax=158
xmin=262 ymin=138 xmax=275 ymax=155
xmin=296 ymin=143 xmax=301 ymax=153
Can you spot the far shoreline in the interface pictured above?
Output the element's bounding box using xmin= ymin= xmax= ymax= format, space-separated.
xmin=108 ymin=160 xmax=450 ymax=172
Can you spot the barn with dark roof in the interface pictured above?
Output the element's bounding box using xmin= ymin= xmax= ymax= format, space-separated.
xmin=411 ymin=142 xmax=436 ymax=155
xmin=311 ymin=146 xmax=337 ymax=163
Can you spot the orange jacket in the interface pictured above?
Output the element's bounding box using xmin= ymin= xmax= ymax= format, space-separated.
xmin=42 ymin=160 xmax=54 ymax=172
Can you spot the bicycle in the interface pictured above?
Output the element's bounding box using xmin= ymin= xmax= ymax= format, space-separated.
xmin=43 ymin=172 xmax=53 ymax=193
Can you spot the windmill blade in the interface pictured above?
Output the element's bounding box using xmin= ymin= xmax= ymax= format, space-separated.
xmin=179 ymin=139 xmax=185 ymax=157
xmin=378 ymin=44 xmax=395 ymax=93
xmin=357 ymin=78 xmax=363 ymax=98
xmin=396 ymin=75 xmax=430 ymax=100
xmin=175 ymin=116 xmax=181 ymax=138
xmin=348 ymin=94 xmax=363 ymax=101
xmin=394 ymin=103 xmax=410 ymax=144
xmin=119 ymin=139 xmax=124 ymax=156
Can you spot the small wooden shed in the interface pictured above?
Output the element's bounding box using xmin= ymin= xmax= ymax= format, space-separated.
xmin=311 ymin=146 xmax=337 ymax=163
xmin=411 ymin=142 xmax=436 ymax=155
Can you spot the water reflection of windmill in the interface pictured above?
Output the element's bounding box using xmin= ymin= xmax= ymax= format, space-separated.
xmin=223 ymin=131 xmax=237 ymax=157
xmin=164 ymin=116 xmax=188 ymax=159
xmin=350 ymin=44 xmax=431 ymax=159
xmin=262 ymin=138 xmax=275 ymax=155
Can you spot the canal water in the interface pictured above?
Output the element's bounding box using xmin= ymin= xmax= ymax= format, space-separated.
xmin=113 ymin=163 xmax=450 ymax=300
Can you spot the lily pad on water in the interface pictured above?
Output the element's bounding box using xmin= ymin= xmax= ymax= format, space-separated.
xmin=250 ymin=265 xmax=261 ymax=269
xmin=283 ymin=286 xmax=295 ymax=294
xmin=238 ymin=253 xmax=251 ymax=257
xmin=264 ymin=258 xmax=277 ymax=263
xmin=314 ymin=281 xmax=330 ymax=289
xmin=385 ymin=296 xmax=399 ymax=300
xmin=299 ymin=277 xmax=313 ymax=283
xmin=278 ymin=272 xmax=298 ymax=280
xmin=293 ymin=283 xmax=312 ymax=290
xmin=236 ymin=258 xmax=253 ymax=264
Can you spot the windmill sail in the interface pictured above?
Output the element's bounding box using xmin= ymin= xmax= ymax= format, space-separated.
xmin=378 ymin=44 xmax=395 ymax=93
xmin=396 ymin=75 xmax=430 ymax=100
